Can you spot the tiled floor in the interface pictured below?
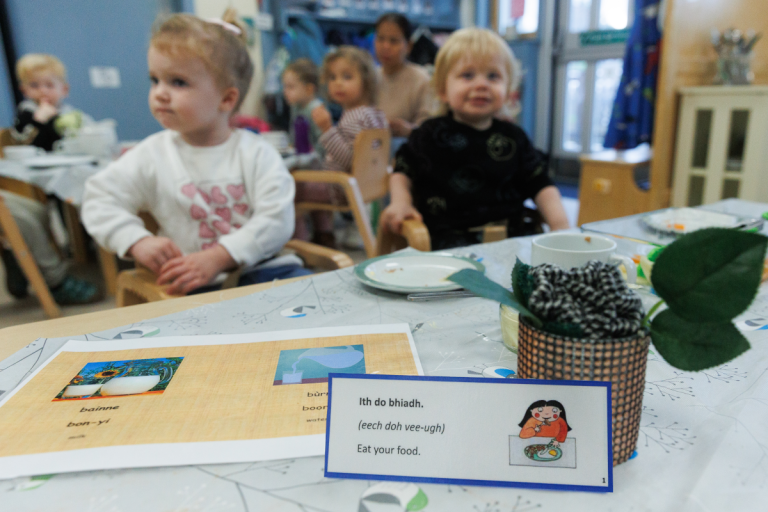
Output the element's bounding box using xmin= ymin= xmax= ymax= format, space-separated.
xmin=0 ymin=199 xmax=580 ymax=331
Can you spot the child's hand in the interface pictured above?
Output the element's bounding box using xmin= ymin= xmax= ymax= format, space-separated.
xmin=156 ymin=244 xmax=237 ymax=295
xmin=388 ymin=118 xmax=413 ymax=138
xmin=33 ymin=101 xmax=58 ymax=123
xmin=380 ymin=201 xmax=423 ymax=235
xmin=128 ymin=236 xmax=183 ymax=274
xmin=311 ymin=105 xmax=332 ymax=132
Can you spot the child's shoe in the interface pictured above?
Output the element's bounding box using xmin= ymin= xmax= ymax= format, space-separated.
xmin=1 ymin=247 xmax=29 ymax=298
xmin=50 ymin=275 xmax=102 ymax=305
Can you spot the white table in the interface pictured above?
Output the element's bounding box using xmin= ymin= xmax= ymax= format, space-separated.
xmin=0 ymin=159 xmax=103 ymax=206
xmin=0 ymin=200 xmax=766 ymax=510
xmin=0 ymin=159 xmax=105 ymax=264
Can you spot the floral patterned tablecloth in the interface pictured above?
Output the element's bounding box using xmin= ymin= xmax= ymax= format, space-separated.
xmin=0 ymin=200 xmax=766 ymax=512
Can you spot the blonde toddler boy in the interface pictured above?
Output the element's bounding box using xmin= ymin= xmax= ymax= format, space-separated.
xmin=12 ymin=54 xmax=86 ymax=151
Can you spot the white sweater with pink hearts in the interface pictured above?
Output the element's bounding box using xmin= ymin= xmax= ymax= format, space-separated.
xmin=82 ymin=129 xmax=295 ymax=267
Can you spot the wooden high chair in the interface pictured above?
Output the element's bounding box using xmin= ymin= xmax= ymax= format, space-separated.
xmin=291 ymin=129 xmax=391 ymax=258
xmin=0 ymin=176 xmax=61 ymax=318
xmin=99 ymin=213 xmax=355 ymax=307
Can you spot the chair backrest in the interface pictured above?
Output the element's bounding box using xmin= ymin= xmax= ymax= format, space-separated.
xmin=350 ymin=129 xmax=391 ymax=203
xmin=0 ymin=175 xmax=48 ymax=204
xmin=0 ymin=128 xmax=36 ymax=158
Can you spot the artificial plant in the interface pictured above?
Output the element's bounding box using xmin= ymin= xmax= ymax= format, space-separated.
xmin=448 ymin=228 xmax=767 ymax=371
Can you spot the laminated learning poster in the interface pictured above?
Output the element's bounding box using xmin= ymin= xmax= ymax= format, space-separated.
xmin=0 ymin=324 xmax=422 ymax=478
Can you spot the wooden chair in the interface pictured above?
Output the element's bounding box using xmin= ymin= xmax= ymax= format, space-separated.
xmin=1 ymin=127 xmax=90 ymax=267
xmin=376 ymin=211 xmax=543 ymax=255
xmin=0 ymin=127 xmax=36 ymax=157
xmin=0 ymin=177 xmax=61 ymax=318
xmin=104 ymin=213 xmax=355 ymax=307
xmin=292 ymin=129 xmax=391 ymax=258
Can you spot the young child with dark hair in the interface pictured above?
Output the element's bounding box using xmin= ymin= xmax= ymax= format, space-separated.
xmin=282 ymin=58 xmax=324 ymax=156
xmin=380 ymin=28 xmax=569 ymax=250
xmin=295 ymin=46 xmax=388 ymax=247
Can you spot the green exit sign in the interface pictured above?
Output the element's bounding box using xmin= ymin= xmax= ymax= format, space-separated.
xmin=580 ymin=29 xmax=630 ymax=46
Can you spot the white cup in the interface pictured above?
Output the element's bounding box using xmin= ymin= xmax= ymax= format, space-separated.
xmin=531 ymin=233 xmax=636 ymax=283
xmin=3 ymin=145 xmax=44 ymax=160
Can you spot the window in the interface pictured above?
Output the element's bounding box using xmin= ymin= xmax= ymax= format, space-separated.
xmin=599 ymin=0 xmax=629 ymax=30
xmin=563 ymin=61 xmax=588 ymax=152
xmin=569 ymin=0 xmax=591 ymax=33
xmin=553 ymin=0 xmax=634 ymax=156
xmin=590 ymin=59 xmax=624 ymax=151
xmin=498 ymin=0 xmax=539 ymax=38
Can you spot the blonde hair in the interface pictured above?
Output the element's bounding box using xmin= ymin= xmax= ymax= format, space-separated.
xmin=432 ymin=28 xmax=522 ymax=115
xmin=16 ymin=54 xmax=67 ymax=84
xmin=321 ymin=46 xmax=378 ymax=106
xmin=150 ymin=11 xmax=253 ymax=111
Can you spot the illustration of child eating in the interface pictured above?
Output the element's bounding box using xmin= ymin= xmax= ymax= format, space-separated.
xmin=518 ymin=400 xmax=571 ymax=447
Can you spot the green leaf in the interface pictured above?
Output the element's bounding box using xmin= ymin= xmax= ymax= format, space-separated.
xmin=651 ymin=228 xmax=767 ymax=323
xmin=511 ymin=258 xmax=535 ymax=308
xmin=650 ymin=309 xmax=750 ymax=371
xmin=448 ymin=269 xmax=542 ymax=328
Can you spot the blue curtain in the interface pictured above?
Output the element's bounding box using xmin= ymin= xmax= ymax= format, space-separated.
xmin=603 ymin=1 xmax=662 ymax=149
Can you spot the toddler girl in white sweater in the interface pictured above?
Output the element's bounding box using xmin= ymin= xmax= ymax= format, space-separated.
xmin=83 ymin=13 xmax=307 ymax=294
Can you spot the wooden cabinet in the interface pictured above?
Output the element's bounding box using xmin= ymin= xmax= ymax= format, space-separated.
xmin=576 ymin=145 xmax=652 ymax=225
xmin=672 ymin=86 xmax=768 ymax=206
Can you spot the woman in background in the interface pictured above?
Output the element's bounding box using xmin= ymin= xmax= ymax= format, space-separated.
xmin=374 ymin=13 xmax=433 ymax=138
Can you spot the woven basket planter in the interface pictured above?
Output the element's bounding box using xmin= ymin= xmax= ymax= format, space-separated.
xmin=517 ymin=317 xmax=650 ymax=466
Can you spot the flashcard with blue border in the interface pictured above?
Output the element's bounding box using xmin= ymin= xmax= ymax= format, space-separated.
xmin=324 ymin=375 xmax=612 ymax=493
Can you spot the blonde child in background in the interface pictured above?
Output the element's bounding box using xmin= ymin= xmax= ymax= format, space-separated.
xmin=1 ymin=53 xmax=99 ymax=305
xmin=83 ymin=13 xmax=308 ymax=295
xmin=12 ymin=54 xmax=88 ymax=151
xmin=380 ymin=28 xmax=569 ymax=249
xmin=297 ymin=46 xmax=387 ymax=248
xmin=282 ymin=58 xmax=324 ymax=157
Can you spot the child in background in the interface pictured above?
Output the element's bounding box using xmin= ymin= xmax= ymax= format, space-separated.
xmin=297 ymin=46 xmax=387 ymax=247
xmin=12 ymin=54 xmax=87 ymax=151
xmin=2 ymin=53 xmax=99 ymax=305
xmin=380 ymin=28 xmax=569 ymax=250
xmin=282 ymin=58 xmax=324 ymax=157
xmin=83 ymin=13 xmax=308 ymax=295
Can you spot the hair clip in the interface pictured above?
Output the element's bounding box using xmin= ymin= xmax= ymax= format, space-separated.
xmin=206 ymin=18 xmax=242 ymax=36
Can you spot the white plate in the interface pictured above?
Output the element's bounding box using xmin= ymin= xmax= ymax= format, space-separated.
xmin=354 ymin=252 xmax=485 ymax=294
xmin=641 ymin=208 xmax=745 ymax=235
xmin=24 ymin=155 xmax=97 ymax=168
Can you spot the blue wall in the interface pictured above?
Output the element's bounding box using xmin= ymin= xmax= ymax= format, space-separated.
xmin=0 ymin=24 xmax=16 ymax=127
xmin=5 ymin=0 xmax=170 ymax=140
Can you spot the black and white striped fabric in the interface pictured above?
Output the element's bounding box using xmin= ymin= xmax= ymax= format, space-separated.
xmin=527 ymin=260 xmax=644 ymax=339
